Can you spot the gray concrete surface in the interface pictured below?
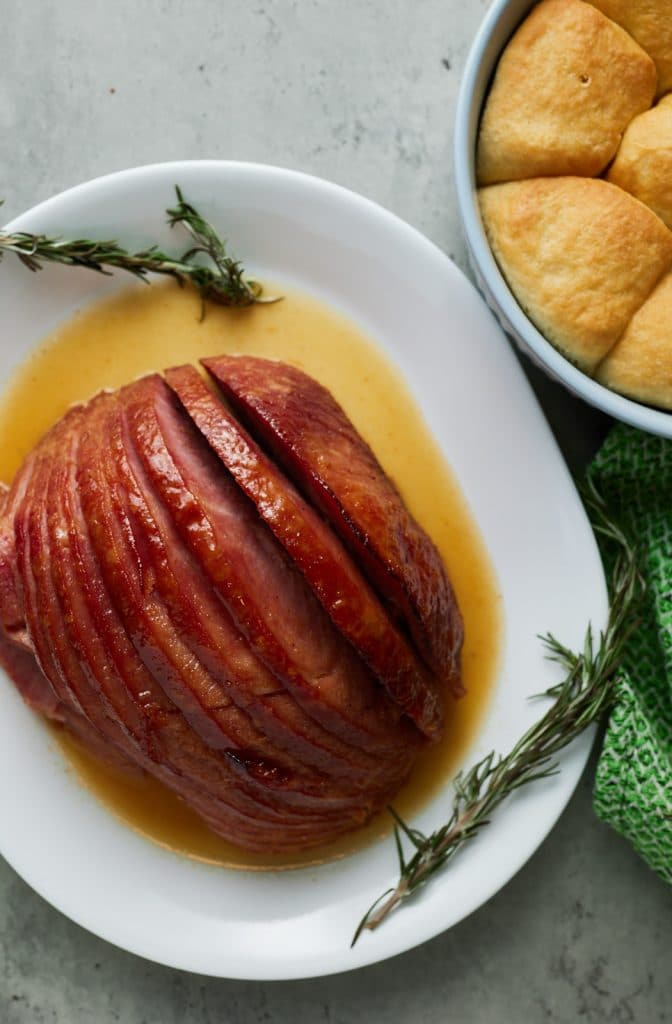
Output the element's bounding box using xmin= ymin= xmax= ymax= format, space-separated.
xmin=1 ymin=1 xmax=671 ymax=1021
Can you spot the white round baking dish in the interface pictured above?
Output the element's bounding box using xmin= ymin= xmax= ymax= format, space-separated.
xmin=454 ymin=0 xmax=672 ymax=438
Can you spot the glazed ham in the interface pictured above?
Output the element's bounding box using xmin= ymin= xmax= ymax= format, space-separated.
xmin=0 ymin=357 xmax=463 ymax=852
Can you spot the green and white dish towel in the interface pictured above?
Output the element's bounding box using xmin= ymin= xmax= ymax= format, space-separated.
xmin=590 ymin=424 xmax=672 ymax=883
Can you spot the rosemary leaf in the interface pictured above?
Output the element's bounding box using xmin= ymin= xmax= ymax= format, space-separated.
xmin=0 ymin=187 xmax=275 ymax=309
xmin=352 ymin=478 xmax=643 ymax=946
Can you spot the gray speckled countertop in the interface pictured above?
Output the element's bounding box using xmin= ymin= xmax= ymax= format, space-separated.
xmin=2 ymin=2 xmax=671 ymax=1021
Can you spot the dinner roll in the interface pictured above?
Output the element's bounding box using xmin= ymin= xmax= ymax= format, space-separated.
xmin=607 ymin=96 xmax=672 ymax=230
xmin=591 ymin=0 xmax=672 ymax=96
xmin=476 ymin=0 xmax=656 ymax=186
xmin=597 ymin=272 xmax=672 ymax=409
xmin=479 ymin=177 xmax=672 ymax=371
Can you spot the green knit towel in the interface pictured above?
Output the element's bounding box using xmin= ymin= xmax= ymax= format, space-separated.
xmin=589 ymin=424 xmax=672 ymax=883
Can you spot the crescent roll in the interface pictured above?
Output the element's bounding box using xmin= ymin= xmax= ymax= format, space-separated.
xmin=477 ymin=0 xmax=656 ymax=186
xmin=478 ymin=177 xmax=672 ymax=371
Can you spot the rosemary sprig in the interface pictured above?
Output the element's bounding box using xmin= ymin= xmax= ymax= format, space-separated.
xmin=0 ymin=188 xmax=272 ymax=308
xmin=352 ymin=479 xmax=643 ymax=946
xmin=166 ymin=186 xmax=267 ymax=307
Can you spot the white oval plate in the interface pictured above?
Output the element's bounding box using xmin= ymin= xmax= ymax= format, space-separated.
xmin=0 ymin=161 xmax=607 ymax=980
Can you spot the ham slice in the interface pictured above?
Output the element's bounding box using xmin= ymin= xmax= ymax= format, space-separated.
xmin=166 ymin=364 xmax=442 ymax=738
xmin=125 ymin=376 xmax=415 ymax=790
xmin=202 ymin=355 xmax=464 ymax=695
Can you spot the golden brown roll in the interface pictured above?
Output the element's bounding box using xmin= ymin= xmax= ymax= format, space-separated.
xmin=597 ymin=271 xmax=672 ymax=409
xmin=590 ymin=0 xmax=672 ymax=96
xmin=476 ymin=0 xmax=656 ymax=186
xmin=479 ymin=177 xmax=672 ymax=371
xmin=607 ymin=95 xmax=672 ymax=230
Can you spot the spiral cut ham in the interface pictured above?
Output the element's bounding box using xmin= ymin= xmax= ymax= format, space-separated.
xmin=0 ymin=357 xmax=463 ymax=852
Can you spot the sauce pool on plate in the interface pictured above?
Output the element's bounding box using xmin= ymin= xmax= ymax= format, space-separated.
xmin=0 ymin=280 xmax=502 ymax=870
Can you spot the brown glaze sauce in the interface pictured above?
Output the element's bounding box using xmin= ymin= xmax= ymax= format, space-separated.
xmin=0 ymin=281 xmax=502 ymax=870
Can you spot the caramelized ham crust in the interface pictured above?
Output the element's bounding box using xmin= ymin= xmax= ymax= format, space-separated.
xmin=0 ymin=356 xmax=463 ymax=853
xmin=166 ymin=364 xmax=443 ymax=738
xmin=202 ymin=356 xmax=464 ymax=694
